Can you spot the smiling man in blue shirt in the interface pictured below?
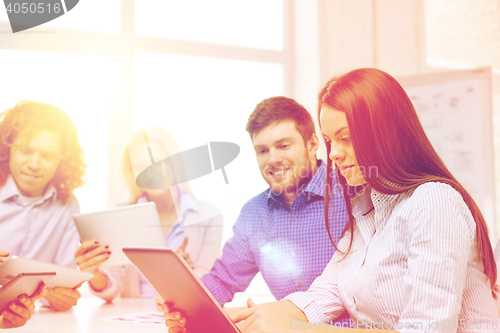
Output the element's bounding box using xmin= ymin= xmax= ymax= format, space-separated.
xmin=201 ymin=96 xmax=348 ymax=300
xmin=161 ymin=96 xmax=351 ymax=329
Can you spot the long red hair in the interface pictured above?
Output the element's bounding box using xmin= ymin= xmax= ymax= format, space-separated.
xmin=319 ymin=68 xmax=497 ymax=295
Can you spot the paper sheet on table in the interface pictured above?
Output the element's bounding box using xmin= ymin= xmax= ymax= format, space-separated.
xmin=100 ymin=312 xmax=165 ymax=325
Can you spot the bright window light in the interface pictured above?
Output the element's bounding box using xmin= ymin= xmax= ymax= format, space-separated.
xmin=133 ymin=52 xmax=284 ymax=240
xmin=135 ymin=0 xmax=284 ymax=51
xmin=0 ymin=49 xmax=111 ymax=213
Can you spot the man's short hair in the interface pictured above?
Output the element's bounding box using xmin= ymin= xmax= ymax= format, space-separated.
xmin=246 ymin=96 xmax=315 ymax=144
xmin=0 ymin=101 xmax=85 ymax=203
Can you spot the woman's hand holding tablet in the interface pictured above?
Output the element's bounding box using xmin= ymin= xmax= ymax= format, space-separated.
xmin=74 ymin=240 xmax=111 ymax=292
xmin=75 ymin=240 xmax=112 ymax=273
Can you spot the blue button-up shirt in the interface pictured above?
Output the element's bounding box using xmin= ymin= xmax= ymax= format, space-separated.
xmin=201 ymin=160 xmax=347 ymax=306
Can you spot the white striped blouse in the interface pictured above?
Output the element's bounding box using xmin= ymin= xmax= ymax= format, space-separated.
xmin=493 ymin=239 xmax=500 ymax=318
xmin=285 ymin=182 xmax=499 ymax=332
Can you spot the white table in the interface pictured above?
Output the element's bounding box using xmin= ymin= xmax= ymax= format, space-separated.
xmin=13 ymin=275 xmax=276 ymax=333
xmin=13 ymin=297 xmax=168 ymax=333
xmin=13 ymin=296 xmax=275 ymax=333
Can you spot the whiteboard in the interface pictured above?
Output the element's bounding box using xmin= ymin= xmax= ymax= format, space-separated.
xmin=398 ymin=67 xmax=496 ymax=236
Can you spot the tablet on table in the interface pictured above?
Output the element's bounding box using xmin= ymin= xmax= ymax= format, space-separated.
xmin=123 ymin=247 xmax=241 ymax=333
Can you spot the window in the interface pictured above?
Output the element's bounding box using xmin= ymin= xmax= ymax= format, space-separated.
xmin=134 ymin=52 xmax=283 ymax=236
xmin=0 ymin=0 xmax=291 ymax=305
xmin=0 ymin=49 xmax=111 ymax=212
xmin=0 ymin=0 xmax=291 ymax=229
xmin=135 ymin=0 xmax=283 ymax=50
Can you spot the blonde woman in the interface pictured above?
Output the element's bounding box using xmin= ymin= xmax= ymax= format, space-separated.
xmin=75 ymin=127 xmax=223 ymax=302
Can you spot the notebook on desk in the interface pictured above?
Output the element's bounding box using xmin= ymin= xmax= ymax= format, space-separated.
xmin=122 ymin=247 xmax=241 ymax=333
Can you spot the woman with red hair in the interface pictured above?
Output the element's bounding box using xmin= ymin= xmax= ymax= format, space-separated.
xmin=167 ymin=68 xmax=499 ymax=332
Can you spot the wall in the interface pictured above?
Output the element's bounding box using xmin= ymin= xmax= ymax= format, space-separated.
xmin=318 ymin=0 xmax=426 ymax=83
xmin=425 ymin=0 xmax=500 ymax=69
xmin=293 ymin=0 xmax=427 ymax=160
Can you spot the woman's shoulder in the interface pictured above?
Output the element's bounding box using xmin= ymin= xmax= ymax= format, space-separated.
xmin=407 ymin=181 xmax=464 ymax=206
xmin=413 ymin=180 xmax=458 ymax=192
xmin=402 ymin=181 xmax=475 ymax=233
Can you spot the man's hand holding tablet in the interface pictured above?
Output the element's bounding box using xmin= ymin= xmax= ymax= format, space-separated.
xmin=0 ymin=257 xmax=93 ymax=312
xmin=160 ymin=299 xmax=255 ymax=333
xmin=0 ymin=281 xmax=47 ymax=328
xmin=0 ymin=251 xmax=47 ymax=328
xmin=43 ymin=286 xmax=81 ymax=312
xmin=162 ymin=303 xmax=186 ymax=333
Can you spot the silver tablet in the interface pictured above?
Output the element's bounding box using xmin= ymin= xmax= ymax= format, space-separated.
xmin=73 ymin=202 xmax=168 ymax=267
xmin=0 ymin=257 xmax=91 ymax=289
xmin=122 ymin=247 xmax=241 ymax=333
xmin=0 ymin=272 xmax=56 ymax=312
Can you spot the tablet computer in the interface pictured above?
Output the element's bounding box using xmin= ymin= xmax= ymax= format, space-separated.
xmin=0 ymin=272 xmax=56 ymax=312
xmin=0 ymin=257 xmax=92 ymax=289
xmin=122 ymin=247 xmax=241 ymax=333
xmin=73 ymin=202 xmax=168 ymax=267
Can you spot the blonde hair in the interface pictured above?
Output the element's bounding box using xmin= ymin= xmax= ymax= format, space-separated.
xmin=120 ymin=126 xmax=194 ymax=204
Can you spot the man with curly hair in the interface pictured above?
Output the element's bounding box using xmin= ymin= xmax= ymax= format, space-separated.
xmin=0 ymin=101 xmax=86 ymax=311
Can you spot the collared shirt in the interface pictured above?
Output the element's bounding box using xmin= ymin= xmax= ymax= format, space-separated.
xmin=136 ymin=192 xmax=199 ymax=250
xmin=201 ymin=160 xmax=348 ymax=305
xmin=286 ymin=182 xmax=499 ymax=332
xmin=138 ymin=192 xmax=199 ymax=297
xmin=0 ymin=175 xmax=80 ymax=268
